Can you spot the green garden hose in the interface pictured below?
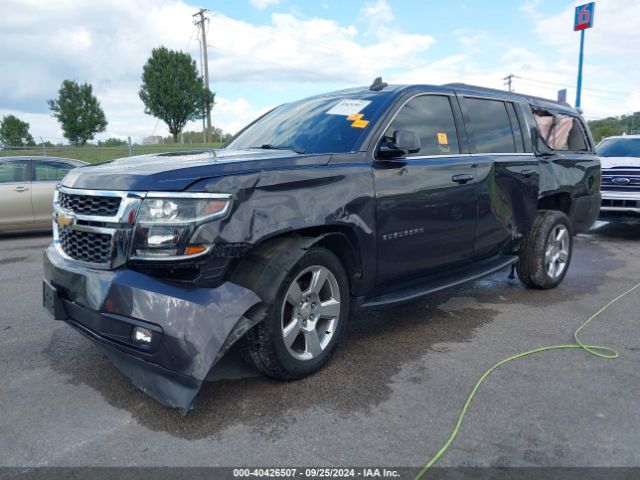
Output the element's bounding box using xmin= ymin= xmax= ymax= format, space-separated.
xmin=415 ymin=280 xmax=640 ymax=479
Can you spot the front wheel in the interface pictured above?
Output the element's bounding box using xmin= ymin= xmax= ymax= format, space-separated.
xmin=517 ymin=210 xmax=573 ymax=289
xmin=240 ymin=246 xmax=349 ymax=379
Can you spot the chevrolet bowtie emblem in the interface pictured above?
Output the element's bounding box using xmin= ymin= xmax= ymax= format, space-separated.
xmin=57 ymin=212 xmax=75 ymax=228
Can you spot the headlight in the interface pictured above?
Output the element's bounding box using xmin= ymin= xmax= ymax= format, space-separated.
xmin=131 ymin=193 xmax=231 ymax=260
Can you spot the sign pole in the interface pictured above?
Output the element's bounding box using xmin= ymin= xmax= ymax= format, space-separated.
xmin=575 ymin=29 xmax=585 ymax=108
xmin=573 ymin=2 xmax=595 ymax=109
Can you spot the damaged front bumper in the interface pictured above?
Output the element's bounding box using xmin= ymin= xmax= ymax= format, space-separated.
xmin=43 ymin=243 xmax=262 ymax=414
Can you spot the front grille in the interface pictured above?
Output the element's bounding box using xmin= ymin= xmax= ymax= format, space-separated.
xmin=601 ymin=199 xmax=640 ymax=208
xmin=601 ymin=168 xmax=640 ymax=192
xmin=59 ymin=228 xmax=113 ymax=264
xmin=59 ymin=191 xmax=121 ymax=216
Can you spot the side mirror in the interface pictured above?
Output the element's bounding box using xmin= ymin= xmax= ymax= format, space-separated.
xmin=378 ymin=130 xmax=421 ymax=158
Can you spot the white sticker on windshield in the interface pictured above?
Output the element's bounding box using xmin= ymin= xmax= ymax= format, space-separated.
xmin=326 ymin=99 xmax=371 ymax=116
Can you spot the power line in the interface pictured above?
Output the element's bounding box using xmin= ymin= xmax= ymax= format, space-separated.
xmin=185 ymin=24 xmax=197 ymax=51
xmin=516 ymin=78 xmax=627 ymax=102
xmin=517 ymin=76 xmax=628 ymax=98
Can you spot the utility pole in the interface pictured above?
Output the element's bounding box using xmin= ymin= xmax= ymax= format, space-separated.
xmin=503 ymin=73 xmax=516 ymax=92
xmin=193 ymin=8 xmax=212 ymax=143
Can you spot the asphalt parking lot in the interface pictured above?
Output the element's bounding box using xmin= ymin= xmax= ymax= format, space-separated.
xmin=1 ymin=223 xmax=639 ymax=471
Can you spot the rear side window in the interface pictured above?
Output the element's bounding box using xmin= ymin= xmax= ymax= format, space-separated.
xmin=383 ymin=95 xmax=460 ymax=156
xmin=34 ymin=161 xmax=74 ymax=181
xmin=0 ymin=161 xmax=29 ymax=183
xmin=464 ymin=98 xmax=518 ymax=153
xmin=534 ymin=112 xmax=589 ymax=152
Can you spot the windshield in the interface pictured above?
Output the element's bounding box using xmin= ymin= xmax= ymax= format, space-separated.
xmin=597 ymin=138 xmax=640 ymax=157
xmin=226 ymin=92 xmax=391 ymax=154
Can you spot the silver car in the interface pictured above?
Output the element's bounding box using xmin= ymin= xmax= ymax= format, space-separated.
xmin=0 ymin=156 xmax=87 ymax=232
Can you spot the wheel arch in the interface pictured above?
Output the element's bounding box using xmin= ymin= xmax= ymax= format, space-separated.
xmin=537 ymin=192 xmax=572 ymax=216
xmin=230 ymin=226 xmax=365 ymax=298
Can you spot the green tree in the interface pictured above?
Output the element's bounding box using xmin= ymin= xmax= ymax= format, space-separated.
xmin=139 ymin=46 xmax=214 ymax=142
xmin=587 ymin=112 xmax=640 ymax=143
xmin=48 ymin=80 xmax=108 ymax=145
xmin=100 ymin=137 xmax=127 ymax=147
xmin=0 ymin=115 xmax=35 ymax=146
xmin=590 ymin=124 xmax=624 ymax=143
xmin=162 ymin=127 xmax=230 ymax=144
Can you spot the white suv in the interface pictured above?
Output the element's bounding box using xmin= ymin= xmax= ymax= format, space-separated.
xmin=597 ymin=135 xmax=640 ymax=223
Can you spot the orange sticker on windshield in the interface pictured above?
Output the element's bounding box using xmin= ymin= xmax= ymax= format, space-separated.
xmin=347 ymin=113 xmax=369 ymax=128
xmin=437 ymin=132 xmax=448 ymax=144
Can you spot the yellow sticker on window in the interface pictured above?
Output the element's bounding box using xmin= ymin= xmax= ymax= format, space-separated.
xmin=437 ymin=132 xmax=448 ymax=145
xmin=347 ymin=113 xmax=369 ymax=128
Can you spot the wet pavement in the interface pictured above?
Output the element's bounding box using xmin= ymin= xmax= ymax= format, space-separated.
xmin=1 ymin=223 xmax=639 ymax=467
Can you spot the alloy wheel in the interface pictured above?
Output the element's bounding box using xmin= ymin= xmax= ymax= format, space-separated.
xmin=280 ymin=265 xmax=341 ymax=361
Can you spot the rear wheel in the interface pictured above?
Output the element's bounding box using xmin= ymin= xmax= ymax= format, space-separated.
xmin=240 ymin=246 xmax=349 ymax=379
xmin=517 ymin=210 xmax=572 ymax=289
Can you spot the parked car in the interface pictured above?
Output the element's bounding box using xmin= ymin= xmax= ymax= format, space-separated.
xmin=596 ymin=135 xmax=640 ymax=223
xmin=0 ymin=156 xmax=87 ymax=232
xmin=43 ymin=81 xmax=600 ymax=413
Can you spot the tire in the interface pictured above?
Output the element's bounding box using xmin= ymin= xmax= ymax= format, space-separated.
xmin=517 ymin=210 xmax=573 ymax=289
xmin=239 ymin=246 xmax=349 ymax=379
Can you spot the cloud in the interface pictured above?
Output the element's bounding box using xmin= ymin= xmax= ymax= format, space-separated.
xmin=207 ymin=11 xmax=434 ymax=84
xmin=452 ymin=28 xmax=486 ymax=49
xmin=1 ymin=0 xmax=635 ymax=144
xmin=518 ymin=0 xmax=542 ymax=17
xmin=360 ymin=0 xmax=394 ymax=25
xmin=521 ymin=0 xmax=640 ymax=117
xmin=531 ymin=0 xmax=640 ymax=58
xmin=0 ymin=0 xmax=436 ymax=142
xmin=212 ymin=97 xmax=274 ymax=135
xmin=249 ymin=0 xmax=280 ymax=10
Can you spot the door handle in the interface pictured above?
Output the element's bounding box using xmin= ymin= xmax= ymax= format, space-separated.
xmin=451 ymin=174 xmax=474 ymax=184
xmin=521 ymin=169 xmax=536 ymax=177
xmin=14 ymin=186 xmax=29 ymax=192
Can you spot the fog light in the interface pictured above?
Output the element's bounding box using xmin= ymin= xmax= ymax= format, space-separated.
xmin=132 ymin=327 xmax=153 ymax=344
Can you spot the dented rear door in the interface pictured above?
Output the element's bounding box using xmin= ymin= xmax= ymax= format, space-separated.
xmin=458 ymin=95 xmax=539 ymax=258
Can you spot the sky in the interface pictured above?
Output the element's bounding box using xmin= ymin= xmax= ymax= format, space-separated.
xmin=1 ymin=0 xmax=638 ymax=144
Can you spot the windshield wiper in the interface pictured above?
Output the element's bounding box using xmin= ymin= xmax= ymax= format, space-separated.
xmin=250 ymin=144 xmax=306 ymax=154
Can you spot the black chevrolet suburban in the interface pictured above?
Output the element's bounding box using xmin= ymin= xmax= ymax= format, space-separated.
xmin=43 ymin=80 xmax=601 ymax=413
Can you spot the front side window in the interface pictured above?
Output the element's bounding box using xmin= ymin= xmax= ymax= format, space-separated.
xmin=464 ymin=98 xmax=517 ymax=153
xmin=34 ymin=161 xmax=74 ymax=181
xmin=0 ymin=161 xmax=29 ymax=183
xmin=383 ymin=95 xmax=460 ymax=156
xmin=597 ymin=138 xmax=640 ymax=157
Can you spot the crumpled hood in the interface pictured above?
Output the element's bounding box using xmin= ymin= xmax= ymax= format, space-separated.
xmin=61 ymin=149 xmax=331 ymax=191
xmin=599 ymin=156 xmax=640 ymax=169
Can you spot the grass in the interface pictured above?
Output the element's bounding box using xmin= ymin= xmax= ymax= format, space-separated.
xmin=0 ymin=143 xmax=224 ymax=164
